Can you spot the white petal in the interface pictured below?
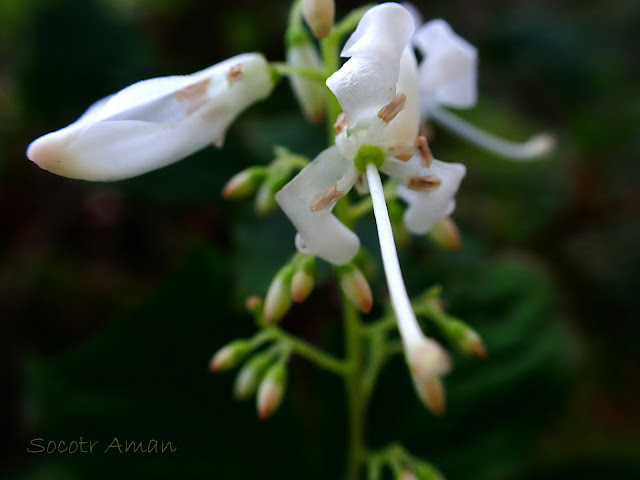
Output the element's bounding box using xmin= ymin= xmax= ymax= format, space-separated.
xmin=414 ymin=19 xmax=477 ymax=108
xmin=396 ymin=158 xmax=466 ymax=234
xmin=27 ymin=53 xmax=274 ymax=181
xmin=286 ymin=42 xmax=325 ymax=122
xmin=327 ymin=3 xmax=414 ymax=127
xmin=275 ymin=146 xmax=359 ymax=265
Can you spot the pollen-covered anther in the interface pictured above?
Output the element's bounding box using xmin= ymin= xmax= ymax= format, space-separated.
xmin=408 ymin=175 xmax=442 ymax=191
xmin=333 ymin=112 xmax=348 ymax=134
xmin=377 ymin=93 xmax=407 ymax=123
xmin=226 ymin=64 xmax=244 ymax=83
xmin=417 ymin=135 xmax=433 ymax=167
xmin=310 ymin=185 xmax=343 ymax=212
xmin=176 ymin=78 xmax=211 ymax=115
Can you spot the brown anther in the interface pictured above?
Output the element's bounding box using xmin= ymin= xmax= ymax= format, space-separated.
xmin=377 ymin=93 xmax=407 ymax=123
xmin=226 ymin=64 xmax=244 ymax=83
xmin=417 ymin=135 xmax=433 ymax=168
xmin=408 ymin=175 xmax=442 ymax=191
xmin=175 ymin=78 xmax=211 ymax=115
xmin=395 ymin=154 xmax=413 ymax=161
xmin=334 ymin=112 xmax=348 ymax=134
xmin=420 ymin=122 xmax=435 ymax=142
xmin=310 ymin=186 xmax=343 ymax=212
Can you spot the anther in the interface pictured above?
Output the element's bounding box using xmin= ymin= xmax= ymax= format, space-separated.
xmin=417 ymin=135 xmax=433 ymax=168
xmin=408 ymin=175 xmax=441 ymax=191
xmin=226 ymin=64 xmax=244 ymax=83
xmin=377 ymin=93 xmax=407 ymax=123
xmin=334 ymin=112 xmax=348 ymax=134
xmin=310 ymin=185 xmax=343 ymax=211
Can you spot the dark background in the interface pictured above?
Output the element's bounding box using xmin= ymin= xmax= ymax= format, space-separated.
xmin=1 ymin=0 xmax=639 ymax=479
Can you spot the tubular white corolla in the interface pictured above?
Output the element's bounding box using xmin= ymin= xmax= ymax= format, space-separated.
xmin=27 ymin=53 xmax=274 ymax=181
xmin=428 ymin=105 xmax=555 ymax=161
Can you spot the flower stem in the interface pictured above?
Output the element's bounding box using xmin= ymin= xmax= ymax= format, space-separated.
xmin=271 ymin=62 xmax=327 ymax=82
xmin=342 ymin=293 xmax=365 ymax=480
xmin=268 ymin=326 xmax=348 ymax=375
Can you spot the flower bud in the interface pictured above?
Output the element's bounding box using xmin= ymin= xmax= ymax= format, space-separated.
xmin=257 ymin=362 xmax=287 ymax=419
xmin=234 ymin=351 xmax=274 ymax=400
xmin=209 ymin=340 xmax=253 ymax=372
xmin=428 ymin=217 xmax=462 ymax=251
xmin=264 ymin=268 xmax=294 ymax=325
xmin=414 ymin=462 xmax=445 ymax=480
xmin=302 ymin=0 xmax=335 ymax=39
xmin=291 ymin=269 xmax=314 ymax=303
xmin=338 ymin=264 xmax=373 ymax=314
xmin=400 ymin=472 xmax=419 ymax=480
xmin=27 ymin=53 xmax=274 ymax=181
xmin=286 ymin=42 xmax=325 ymax=123
xmin=245 ymin=296 xmax=263 ymax=314
xmin=407 ymin=337 xmax=451 ymax=415
xmin=438 ymin=317 xmax=486 ymax=359
xmin=222 ymin=166 xmax=267 ymax=200
xmin=255 ymin=166 xmax=292 ymax=215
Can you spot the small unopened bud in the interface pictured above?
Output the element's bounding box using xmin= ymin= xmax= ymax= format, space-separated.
xmin=291 ymin=269 xmax=314 ymax=303
xmin=245 ymin=296 xmax=263 ymax=314
xmin=264 ymin=273 xmax=293 ymax=325
xmin=435 ymin=315 xmax=486 ymax=359
xmin=286 ymin=42 xmax=325 ymax=123
xmin=407 ymin=338 xmax=451 ymax=415
xmin=234 ymin=352 xmax=274 ymax=400
xmin=414 ymin=462 xmax=444 ymax=480
xmin=209 ymin=340 xmax=252 ymax=372
xmin=255 ymin=182 xmax=278 ymax=214
xmin=222 ymin=167 xmax=266 ymax=200
xmin=257 ymin=363 xmax=287 ymax=419
xmin=400 ymin=472 xmax=419 ymax=480
xmin=429 ymin=217 xmax=462 ymax=251
xmin=302 ymin=0 xmax=335 ymax=39
xmin=338 ymin=265 xmax=373 ymax=314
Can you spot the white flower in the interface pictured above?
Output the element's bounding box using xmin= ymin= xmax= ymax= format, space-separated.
xmin=277 ymin=3 xmax=465 ymax=266
xmin=275 ymin=2 xmax=455 ymax=407
xmin=409 ymin=13 xmax=555 ymax=160
xmin=26 ymin=53 xmax=274 ymax=181
xmin=414 ymin=18 xmax=478 ymax=110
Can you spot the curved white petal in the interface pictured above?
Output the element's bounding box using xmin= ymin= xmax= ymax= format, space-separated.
xmin=396 ymin=158 xmax=466 ymax=234
xmin=27 ymin=53 xmax=274 ymax=181
xmin=275 ymin=146 xmax=359 ymax=265
xmin=327 ymin=3 xmax=414 ymax=127
xmin=414 ymin=19 xmax=477 ymax=108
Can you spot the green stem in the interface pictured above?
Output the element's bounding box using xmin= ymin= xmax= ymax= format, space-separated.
xmin=269 ymin=326 xmax=348 ymax=375
xmin=271 ymin=62 xmax=327 ymax=82
xmin=320 ymin=34 xmax=342 ymax=144
xmin=343 ymin=294 xmax=365 ymax=480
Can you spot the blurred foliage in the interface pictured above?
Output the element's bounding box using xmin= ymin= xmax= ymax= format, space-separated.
xmin=2 ymin=0 xmax=639 ymax=479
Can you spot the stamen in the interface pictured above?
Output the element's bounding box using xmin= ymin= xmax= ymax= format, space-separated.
xmin=226 ymin=64 xmax=244 ymax=83
xmin=175 ymin=78 xmax=211 ymax=115
xmin=377 ymin=93 xmax=407 ymax=124
xmin=428 ymin=106 xmax=555 ymax=161
xmin=310 ymin=185 xmax=343 ymax=212
xmin=417 ymin=135 xmax=433 ymax=167
xmin=365 ymin=163 xmax=424 ymax=348
xmin=408 ymin=175 xmax=441 ymax=191
xmin=334 ymin=112 xmax=348 ymax=134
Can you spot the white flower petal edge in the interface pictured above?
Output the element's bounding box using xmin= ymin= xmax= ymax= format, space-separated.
xmin=27 ymin=53 xmax=274 ymax=181
xmin=414 ymin=19 xmax=478 ymax=109
xmin=275 ymin=146 xmax=360 ymax=265
xmin=326 ymin=2 xmax=414 ymax=128
xmin=396 ymin=158 xmax=466 ymax=234
xmin=286 ymin=42 xmax=325 ymax=123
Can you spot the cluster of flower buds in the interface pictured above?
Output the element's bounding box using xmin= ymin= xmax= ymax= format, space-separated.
xmin=222 ymin=146 xmax=309 ymax=215
xmin=210 ymin=334 xmax=290 ymax=420
xmin=263 ymin=254 xmax=316 ymax=325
